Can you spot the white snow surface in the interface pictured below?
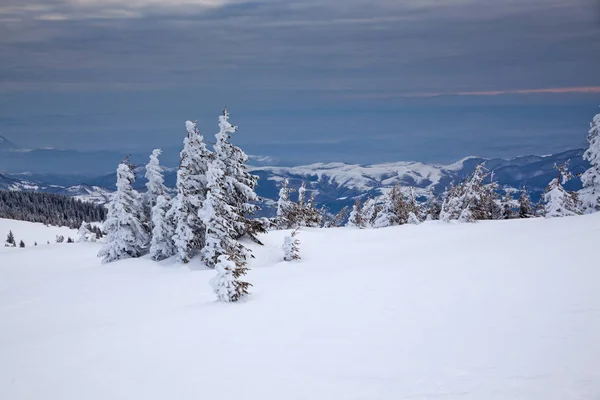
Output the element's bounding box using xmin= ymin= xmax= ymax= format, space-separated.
xmin=0 ymin=218 xmax=77 ymax=247
xmin=1 ymin=215 xmax=600 ymax=399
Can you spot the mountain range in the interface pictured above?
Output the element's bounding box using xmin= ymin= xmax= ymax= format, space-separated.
xmin=0 ymin=133 xmax=588 ymax=216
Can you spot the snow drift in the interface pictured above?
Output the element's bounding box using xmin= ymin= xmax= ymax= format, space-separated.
xmin=0 ymin=215 xmax=599 ymax=399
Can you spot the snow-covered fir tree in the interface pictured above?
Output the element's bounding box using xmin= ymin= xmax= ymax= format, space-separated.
xmin=362 ymin=197 xmax=380 ymax=228
xmin=327 ymin=206 xmax=349 ymax=228
xmin=297 ymin=182 xmax=307 ymax=206
xmin=407 ymin=212 xmax=420 ymax=225
xmin=171 ymin=120 xmax=210 ymax=264
xmin=150 ymin=194 xmax=176 ymax=261
xmin=374 ymin=185 xmax=405 ymax=228
xmin=440 ymin=163 xmax=498 ymax=223
xmin=283 ymin=228 xmax=301 ymax=261
xmin=98 ymin=161 xmax=150 ymax=264
xmin=347 ymin=198 xmax=366 ymax=228
xmin=212 ymin=108 xmax=264 ymax=241
xmin=144 ymin=149 xmax=167 ymax=218
xmin=276 ymin=178 xmax=296 ymax=229
xmin=300 ymin=192 xmax=323 ymax=228
xmin=440 ymin=182 xmax=463 ymax=222
xmin=544 ymin=161 xmax=581 ymax=218
xmin=500 ymin=189 xmax=516 ymax=220
xmin=423 ymin=191 xmax=442 ymax=221
xmin=77 ymin=221 xmax=95 ymax=243
xmin=200 ymin=109 xmax=258 ymax=267
xmin=406 ymin=187 xmax=421 ymax=223
xmin=518 ymin=187 xmax=534 ymax=218
xmin=580 ymin=111 xmax=600 ymax=213
xmin=210 ymin=252 xmax=252 ymax=302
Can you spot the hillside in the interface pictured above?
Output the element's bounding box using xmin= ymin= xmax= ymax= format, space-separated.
xmin=1 ymin=215 xmax=599 ymax=399
xmin=0 ymin=218 xmax=77 ymax=247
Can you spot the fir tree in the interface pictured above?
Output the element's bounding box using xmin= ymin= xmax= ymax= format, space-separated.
xmin=347 ymin=198 xmax=365 ymax=228
xmin=210 ymin=252 xmax=252 ymax=302
xmin=406 ymin=187 xmax=421 ymax=221
xmin=150 ymin=194 xmax=176 ymax=261
xmin=6 ymin=230 xmax=15 ymax=246
xmin=98 ymin=161 xmax=150 ymax=264
xmin=276 ymin=178 xmax=295 ymax=229
xmin=544 ymin=161 xmax=581 ymax=218
xmin=19 ymin=240 xmax=25 ymax=248
xmin=501 ymin=190 xmax=516 ymax=220
xmin=144 ymin=148 xmax=167 ymax=221
xmin=200 ymin=110 xmax=255 ymax=267
xmin=423 ymin=191 xmax=442 ymax=221
xmin=212 ymin=108 xmax=264 ymax=241
xmin=327 ymin=206 xmax=349 ymax=228
xmin=283 ymin=228 xmax=301 ymax=261
xmin=407 ymin=212 xmax=420 ymax=225
xmin=77 ymin=221 xmax=94 ymax=243
xmin=171 ymin=120 xmax=210 ymax=263
xmin=580 ymin=111 xmax=600 ymax=213
xmin=362 ymin=197 xmax=380 ymax=228
xmin=518 ymin=187 xmax=533 ymax=218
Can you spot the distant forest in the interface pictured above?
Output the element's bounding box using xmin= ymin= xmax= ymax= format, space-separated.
xmin=0 ymin=190 xmax=106 ymax=228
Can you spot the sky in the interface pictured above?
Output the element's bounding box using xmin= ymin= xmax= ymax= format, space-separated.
xmin=0 ymin=0 xmax=599 ymax=165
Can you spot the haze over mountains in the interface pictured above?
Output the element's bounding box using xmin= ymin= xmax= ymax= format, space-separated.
xmin=0 ymin=132 xmax=587 ymax=214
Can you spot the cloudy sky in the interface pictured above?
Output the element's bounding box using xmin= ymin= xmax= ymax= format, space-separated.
xmin=1 ymin=0 xmax=599 ymax=164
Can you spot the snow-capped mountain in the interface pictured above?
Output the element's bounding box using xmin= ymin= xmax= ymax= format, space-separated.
xmin=1 ymin=149 xmax=587 ymax=214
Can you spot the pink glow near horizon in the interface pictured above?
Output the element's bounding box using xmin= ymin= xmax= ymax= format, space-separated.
xmin=348 ymin=86 xmax=600 ymax=99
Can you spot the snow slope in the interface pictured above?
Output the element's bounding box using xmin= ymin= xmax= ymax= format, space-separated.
xmin=1 ymin=215 xmax=599 ymax=399
xmin=0 ymin=218 xmax=77 ymax=248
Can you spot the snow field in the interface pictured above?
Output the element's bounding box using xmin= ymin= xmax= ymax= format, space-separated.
xmin=0 ymin=215 xmax=599 ymax=399
xmin=0 ymin=218 xmax=77 ymax=250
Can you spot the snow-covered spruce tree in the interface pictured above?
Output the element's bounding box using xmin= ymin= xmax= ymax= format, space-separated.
xmin=210 ymin=252 xmax=252 ymax=302
xmin=283 ymin=228 xmax=301 ymax=261
xmin=302 ymin=192 xmax=324 ymax=227
xmin=544 ymin=161 xmax=581 ymax=218
xmin=518 ymin=187 xmax=534 ymax=218
xmin=580 ymin=111 xmax=600 ymax=213
xmin=171 ymin=120 xmax=210 ymax=263
xmin=327 ymin=206 xmax=349 ymax=228
xmin=201 ymin=109 xmax=259 ymax=268
xmin=213 ymin=108 xmax=264 ymax=241
xmin=423 ymin=190 xmax=442 ymax=221
xmin=362 ymin=197 xmax=380 ymax=228
xmin=347 ymin=198 xmax=365 ymax=228
xmin=439 ymin=182 xmax=463 ymax=222
xmin=144 ymin=148 xmax=167 ymax=220
xmin=374 ymin=185 xmax=403 ymax=228
xmin=19 ymin=240 xmax=25 ymax=248
xmin=407 ymin=212 xmax=420 ymax=225
xmin=298 ymin=182 xmax=307 ymax=206
xmin=276 ymin=178 xmax=296 ymax=229
xmin=150 ymin=194 xmax=176 ymax=261
xmin=441 ymin=163 xmax=494 ymax=223
xmin=406 ymin=187 xmax=421 ymax=223
xmin=98 ymin=161 xmax=150 ymax=264
xmin=500 ymin=190 xmax=516 ymax=220
xmin=77 ymin=221 xmax=95 ymax=243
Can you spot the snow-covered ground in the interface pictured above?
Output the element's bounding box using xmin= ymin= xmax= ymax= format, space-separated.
xmin=0 ymin=218 xmax=77 ymax=248
xmin=0 ymin=215 xmax=599 ymax=399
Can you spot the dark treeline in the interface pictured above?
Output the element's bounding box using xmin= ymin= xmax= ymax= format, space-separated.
xmin=0 ymin=190 xmax=106 ymax=228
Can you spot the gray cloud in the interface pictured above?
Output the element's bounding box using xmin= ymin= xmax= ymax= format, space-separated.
xmin=1 ymin=0 xmax=597 ymax=94
xmin=0 ymin=0 xmax=598 ymax=162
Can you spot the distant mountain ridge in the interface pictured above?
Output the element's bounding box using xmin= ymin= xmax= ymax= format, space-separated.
xmin=1 ymin=149 xmax=588 ymax=215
